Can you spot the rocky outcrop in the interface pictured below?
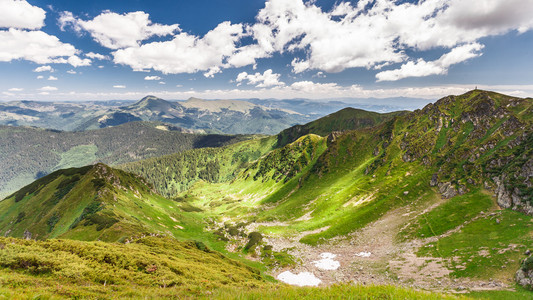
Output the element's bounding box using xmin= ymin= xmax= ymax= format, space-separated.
xmin=438 ymin=182 xmax=457 ymax=199
xmin=516 ymin=256 xmax=533 ymax=290
xmin=494 ymin=174 xmax=533 ymax=215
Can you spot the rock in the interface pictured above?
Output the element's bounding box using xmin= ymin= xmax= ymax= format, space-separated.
xmin=516 ymin=269 xmax=533 ymax=289
xmin=373 ymin=147 xmax=380 ymax=156
xmin=430 ymin=173 xmax=438 ymax=187
xmin=23 ymin=229 xmax=32 ymax=240
xmin=496 ymin=219 xmax=500 ymax=224
xmin=438 ymin=182 xmax=457 ymax=199
xmin=457 ymin=286 xmax=466 ymax=291
xmin=526 ymin=250 xmax=531 ymax=256
xmin=403 ymin=191 xmax=409 ymax=195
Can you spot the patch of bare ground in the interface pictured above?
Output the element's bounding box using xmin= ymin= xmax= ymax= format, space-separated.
xmin=261 ymin=196 xmax=513 ymax=293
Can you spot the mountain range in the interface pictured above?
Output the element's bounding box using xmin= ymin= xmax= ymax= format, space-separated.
xmin=1 ymin=90 xmax=532 ymax=299
xmin=0 ymin=95 xmax=431 ymax=134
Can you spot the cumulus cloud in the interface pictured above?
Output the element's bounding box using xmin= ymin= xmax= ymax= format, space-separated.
xmin=0 ymin=0 xmax=46 ymax=30
xmin=113 ymin=85 xmax=126 ymax=88
xmin=144 ymin=75 xmax=161 ymax=80
xmin=36 ymin=75 xmax=43 ymax=79
xmin=47 ymin=75 xmax=58 ymax=80
xmin=113 ymin=21 xmax=245 ymax=74
xmin=376 ymin=43 xmax=484 ymax=82
xmin=59 ymin=11 xmax=180 ymax=49
xmin=86 ymin=52 xmax=108 ymax=60
xmin=243 ymin=0 xmax=533 ymax=79
xmin=33 ymin=65 xmax=54 ymax=72
xmin=0 ymin=29 xmax=88 ymax=67
xmin=39 ymin=86 xmax=57 ymax=91
xmin=236 ymin=69 xmax=284 ymax=87
xmin=8 ymin=87 xmax=23 ymax=92
xmin=66 ymin=69 xmax=76 ymax=74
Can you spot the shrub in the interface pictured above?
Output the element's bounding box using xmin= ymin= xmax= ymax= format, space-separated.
xmin=244 ymin=232 xmax=262 ymax=251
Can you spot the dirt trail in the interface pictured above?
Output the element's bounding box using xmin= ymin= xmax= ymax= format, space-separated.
xmin=261 ymin=199 xmax=511 ymax=293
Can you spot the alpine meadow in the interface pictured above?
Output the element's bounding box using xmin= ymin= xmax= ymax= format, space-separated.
xmin=1 ymin=0 xmax=533 ymax=299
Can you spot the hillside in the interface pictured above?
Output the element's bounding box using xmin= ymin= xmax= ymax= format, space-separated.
xmin=0 ymin=163 xmax=218 ymax=242
xmin=0 ymin=236 xmax=459 ymax=299
xmin=0 ymin=164 xmax=462 ymax=299
xmin=276 ymin=107 xmax=405 ymax=146
xmin=119 ymin=105 xmax=397 ymax=197
xmin=0 ymin=121 xmax=250 ymax=199
xmin=122 ymin=90 xmax=533 ymax=294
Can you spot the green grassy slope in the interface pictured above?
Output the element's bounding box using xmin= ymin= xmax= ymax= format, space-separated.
xmin=122 ymin=90 xmax=532 ymax=289
xmin=0 ymin=121 xmax=251 ymax=198
xmin=0 ymin=163 xmax=215 ymax=244
xmin=276 ymin=107 xmax=405 ymax=146
xmin=0 ymin=236 xmax=461 ymax=299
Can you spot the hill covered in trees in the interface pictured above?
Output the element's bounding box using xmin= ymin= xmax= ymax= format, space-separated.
xmin=0 ymin=121 xmax=251 ymax=198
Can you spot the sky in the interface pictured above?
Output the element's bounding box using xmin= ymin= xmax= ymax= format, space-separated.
xmin=0 ymin=0 xmax=532 ymax=101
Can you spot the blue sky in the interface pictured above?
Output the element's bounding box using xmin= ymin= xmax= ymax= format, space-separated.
xmin=0 ymin=0 xmax=532 ymax=101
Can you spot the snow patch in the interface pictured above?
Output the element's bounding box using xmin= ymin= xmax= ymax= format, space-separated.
xmin=355 ymin=251 xmax=372 ymax=258
xmin=277 ymin=271 xmax=321 ymax=286
xmin=312 ymin=252 xmax=340 ymax=270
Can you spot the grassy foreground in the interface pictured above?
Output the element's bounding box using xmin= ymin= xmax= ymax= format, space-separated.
xmin=0 ymin=236 xmax=466 ymax=299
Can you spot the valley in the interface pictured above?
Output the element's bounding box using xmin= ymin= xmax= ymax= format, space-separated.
xmin=0 ymin=90 xmax=532 ymax=299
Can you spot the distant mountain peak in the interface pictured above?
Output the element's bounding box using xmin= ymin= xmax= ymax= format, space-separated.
xmin=140 ymin=95 xmax=162 ymax=102
xmin=128 ymin=95 xmax=174 ymax=111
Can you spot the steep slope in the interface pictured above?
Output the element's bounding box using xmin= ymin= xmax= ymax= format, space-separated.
xmin=120 ymin=105 xmax=399 ymax=198
xmin=0 ymin=121 xmax=250 ymax=198
xmin=124 ymin=90 xmax=532 ymax=293
xmin=276 ymin=107 xmax=405 ymax=146
xmin=0 ymin=236 xmax=264 ymax=297
xmin=0 ymin=164 xmax=211 ymax=243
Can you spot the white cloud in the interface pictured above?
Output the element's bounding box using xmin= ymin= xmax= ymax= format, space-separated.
xmin=144 ymin=75 xmax=161 ymax=80
xmin=203 ymin=67 xmax=221 ymax=78
xmin=59 ymin=11 xmax=179 ymax=49
xmin=66 ymin=69 xmax=76 ymax=74
xmin=236 ymin=69 xmax=284 ymax=87
xmin=36 ymin=75 xmax=43 ymax=79
xmin=98 ymin=65 xmax=104 ymax=69
xmin=39 ymin=86 xmax=57 ymax=91
xmin=376 ymin=43 xmax=484 ymax=82
xmin=0 ymin=0 xmax=46 ymax=30
xmin=47 ymin=75 xmax=58 ymax=80
xmin=113 ymin=21 xmax=245 ymax=74
xmin=158 ymin=81 xmax=165 ymax=85
xmin=0 ymin=29 xmax=86 ymax=66
xmin=8 ymin=87 xmax=23 ymax=92
xmin=85 ymin=52 xmax=108 ymax=60
xmin=113 ymin=85 xmax=126 ymax=88
xmin=33 ymin=65 xmax=54 ymax=72
xmin=66 ymin=55 xmax=91 ymax=67
xmin=243 ymin=0 xmax=533 ymax=79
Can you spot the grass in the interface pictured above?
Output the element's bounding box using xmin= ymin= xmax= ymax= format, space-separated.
xmin=401 ymin=189 xmax=494 ymax=239
xmin=418 ymin=209 xmax=533 ymax=280
xmin=468 ymin=286 xmax=533 ymax=300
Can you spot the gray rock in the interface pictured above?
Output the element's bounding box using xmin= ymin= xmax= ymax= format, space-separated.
xmin=430 ymin=173 xmax=438 ymax=187
xmin=439 ymin=182 xmax=457 ymax=199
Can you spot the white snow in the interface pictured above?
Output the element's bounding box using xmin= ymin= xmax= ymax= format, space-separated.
xmin=277 ymin=271 xmax=322 ymax=286
xmin=355 ymin=251 xmax=372 ymax=258
xmin=312 ymin=252 xmax=340 ymax=270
